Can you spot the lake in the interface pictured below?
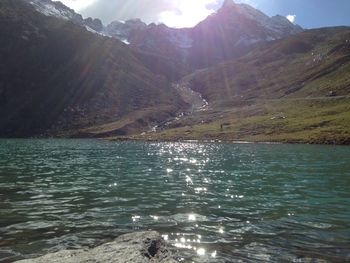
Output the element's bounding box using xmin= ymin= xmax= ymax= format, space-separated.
xmin=0 ymin=139 xmax=349 ymax=262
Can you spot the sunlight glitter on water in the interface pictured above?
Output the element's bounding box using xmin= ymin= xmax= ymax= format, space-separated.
xmin=188 ymin=214 xmax=196 ymax=221
xmin=196 ymin=248 xmax=206 ymax=256
xmin=171 ymin=232 xmax=219 ymax=260
xmin=194 ymin=187 xmax=207 ymax=193
xmin=1 ymin=140 xmax=350 ymax=262
xmin=150 ymin=215 xmax=159 ymax=221
xmin=131 ymin=215 xmax=141 ymax=222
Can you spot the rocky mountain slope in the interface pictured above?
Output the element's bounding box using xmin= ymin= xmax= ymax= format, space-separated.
xmin=25 ymin=0 xmax=104 ymax=33
xmin=0 ymin=0 xmax=185 ymax=137
xmin=0 ymin=0 xmax=349 ymax=143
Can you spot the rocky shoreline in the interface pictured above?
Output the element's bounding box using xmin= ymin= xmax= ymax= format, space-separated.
xmin=16 ymin=231 xmax=177 ymax=263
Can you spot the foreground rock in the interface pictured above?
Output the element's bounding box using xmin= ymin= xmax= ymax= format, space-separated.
xmin=16 ymin=231 xmax=177 ymax=263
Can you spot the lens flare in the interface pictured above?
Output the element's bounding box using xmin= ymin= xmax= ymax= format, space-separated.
xmin=159 ymin=0 xmax=219 ymax=28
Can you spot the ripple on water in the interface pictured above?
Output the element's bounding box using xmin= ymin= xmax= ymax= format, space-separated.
xmin=0 ymin=140 xmax=349 ymax=262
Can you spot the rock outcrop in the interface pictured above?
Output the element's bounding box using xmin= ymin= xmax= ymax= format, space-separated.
xmin=16 ymin=231 xmax=177 ymax=263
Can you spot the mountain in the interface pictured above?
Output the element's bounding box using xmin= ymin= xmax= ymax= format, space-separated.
xmin=24 ymin=0 xmax=191 ymax=81
xmin=143 ymin=27 xmax=350 ymax=144
xmin=186 ymin=27 xmax=350 ymax=103
xmin=24 ymin=0 xmax=303 ymax=73
xmin=104 ymin=0 xmax=303 ymax=69
xmin=1 ymin=0 xmax=349 ymax=144
xmin=0 ymin=0 xmax=185 ymax=137
xmin=188 ymin=0 xmax=303 ymax=67
xmin=106 ymin=19 xmax=147 ymax=44
xmin=25 ymin=0 xmax=105 ymax=34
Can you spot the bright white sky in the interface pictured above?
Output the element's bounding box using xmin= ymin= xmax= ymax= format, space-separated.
xmin=158 ymin=0 xmax=220 ymax=28
xmin=57 ymin=0 xmax=221 ymax=28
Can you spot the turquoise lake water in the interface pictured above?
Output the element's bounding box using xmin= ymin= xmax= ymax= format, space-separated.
xmin=0 ymin=139 xmax=349 ymax=262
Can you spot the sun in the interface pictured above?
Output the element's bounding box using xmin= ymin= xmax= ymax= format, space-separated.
xmin=55 ymin=0 xmax=96 ymax=11
xmin=159 ymin=0 xmax=219 ymax=28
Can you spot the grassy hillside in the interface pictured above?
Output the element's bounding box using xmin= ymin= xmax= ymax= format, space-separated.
xmin=131 ymin=98 xmax=350 ymax=145
xmin=0 ymin=0 xmax=185 ymax=137
xmin=116 ymin=27 xmax=350 ymax=144
xmin=185 ymin=27 xmax=350 ymax=105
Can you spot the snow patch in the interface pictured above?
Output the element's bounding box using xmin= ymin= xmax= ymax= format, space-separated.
xmin=121 ymin=39 xmax=130 ymax=45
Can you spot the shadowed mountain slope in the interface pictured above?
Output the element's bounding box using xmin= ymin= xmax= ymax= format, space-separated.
xmin=0 ymin=0 xmax=185 ymax=137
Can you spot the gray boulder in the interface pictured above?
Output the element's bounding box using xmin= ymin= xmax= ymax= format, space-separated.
xmin=16 ymin=231 xmax=177 ymax=263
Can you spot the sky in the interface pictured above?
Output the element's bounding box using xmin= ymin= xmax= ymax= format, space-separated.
xmin=58 ymin=0 xmax=350 ymax=29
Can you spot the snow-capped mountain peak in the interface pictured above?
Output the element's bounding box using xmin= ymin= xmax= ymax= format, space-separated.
xmin=26 ymin=0 xmax=107 ymax=36
xmin=27 ymin=0 xmax=83 ymax=23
